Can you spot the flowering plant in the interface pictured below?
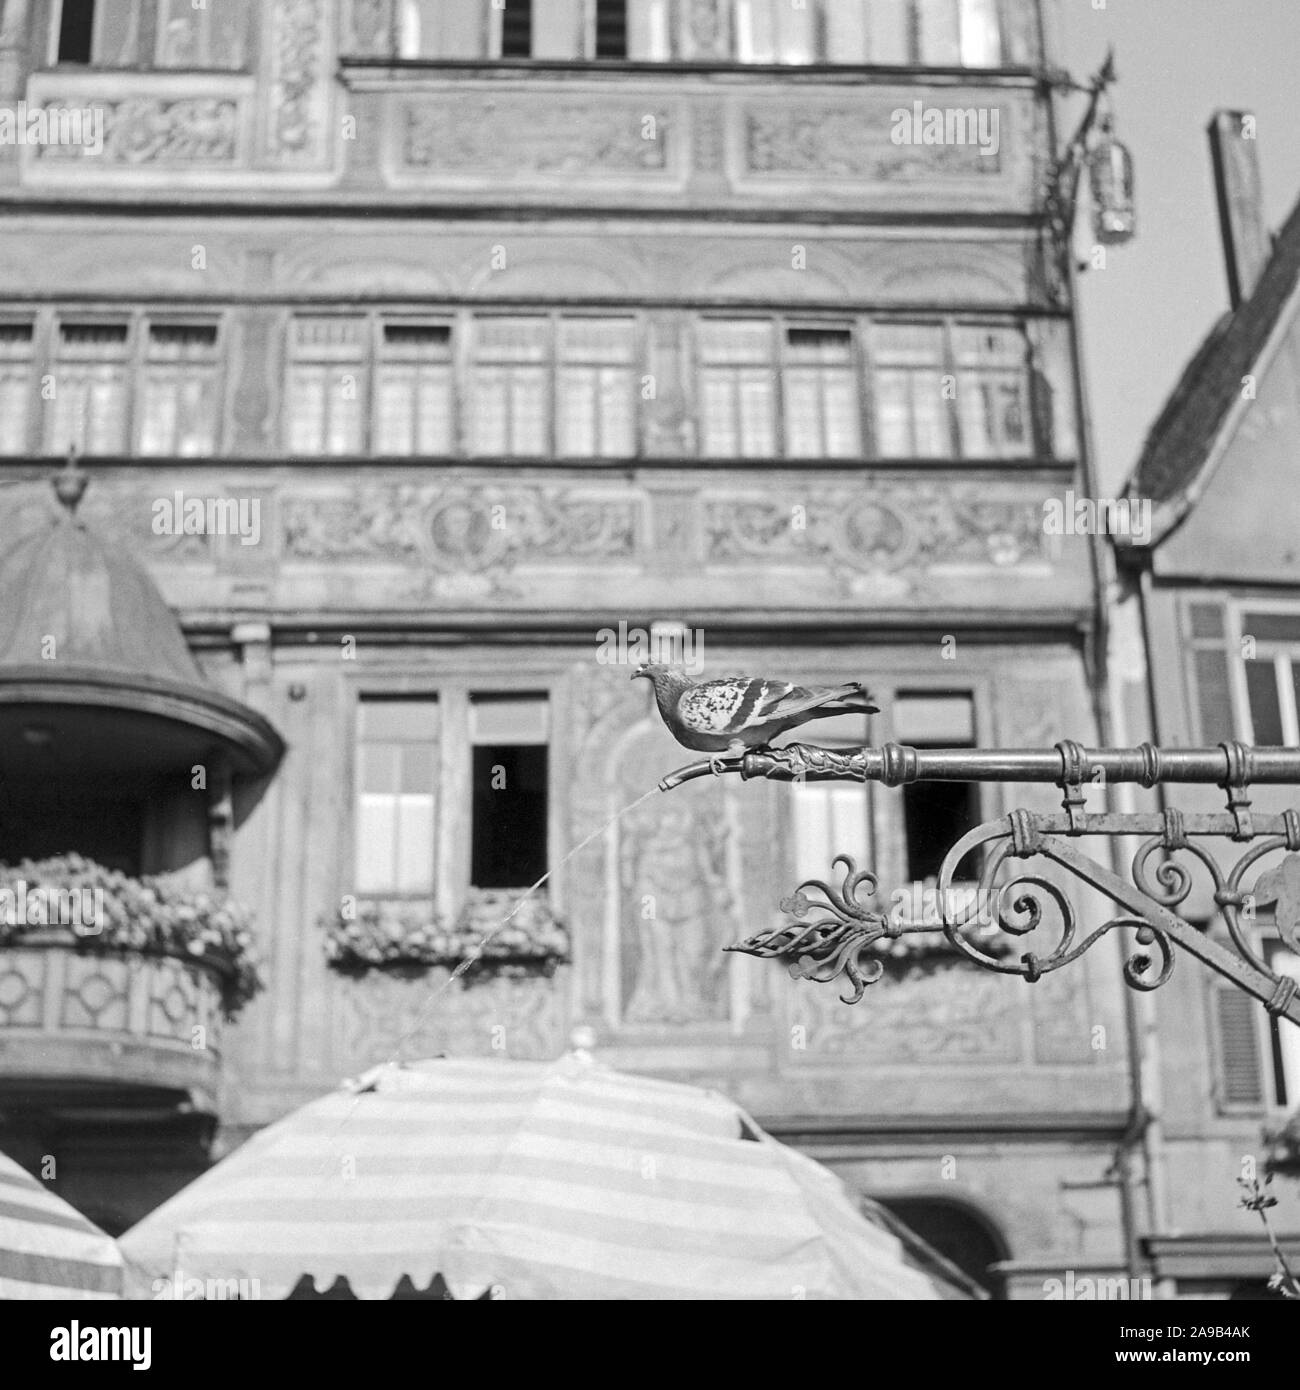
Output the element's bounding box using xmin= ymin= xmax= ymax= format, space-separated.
xmin=323 ymin=891 xmax=570 ymax=984
xmin=0 ymin=854 xmax=263 ymax=1018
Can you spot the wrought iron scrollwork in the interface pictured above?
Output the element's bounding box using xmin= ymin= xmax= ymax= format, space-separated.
xmin=674 ymin=736 xmax=1300 ymax=1025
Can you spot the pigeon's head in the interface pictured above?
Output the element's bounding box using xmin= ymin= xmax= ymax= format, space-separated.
xmin=630 ymin=661 xmax=689 ymax=690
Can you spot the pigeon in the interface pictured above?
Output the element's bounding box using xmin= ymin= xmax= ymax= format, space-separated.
xmin=632 ymin=663 xmax=878 ymax=757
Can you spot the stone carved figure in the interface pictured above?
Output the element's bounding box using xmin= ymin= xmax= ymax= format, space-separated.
xmin=619 ymin=796 xmax=731 ymax=1025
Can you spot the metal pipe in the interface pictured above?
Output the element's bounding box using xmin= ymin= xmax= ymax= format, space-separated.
xmin=660 ymin=741 xmax=1300 ymax=792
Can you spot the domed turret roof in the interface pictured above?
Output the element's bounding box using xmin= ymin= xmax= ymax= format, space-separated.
xmin=0 ymin=465 xmax=284 ymax=789
xmin=0 ymin=468 xmax=204 ymax=686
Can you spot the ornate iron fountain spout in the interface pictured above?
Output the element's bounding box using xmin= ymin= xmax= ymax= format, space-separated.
xmin=660 ymin=739 xmax=1300 ymax=1027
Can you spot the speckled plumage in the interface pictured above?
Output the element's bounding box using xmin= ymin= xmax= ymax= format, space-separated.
xmin=632 ymin=664 xmax=879 ymax=755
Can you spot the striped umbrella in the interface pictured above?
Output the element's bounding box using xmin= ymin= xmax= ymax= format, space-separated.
xmin=0 ymin=1150 xmax=123 ymax=1300
xmin=120 ymin=1056 xmax=940 ymax=1300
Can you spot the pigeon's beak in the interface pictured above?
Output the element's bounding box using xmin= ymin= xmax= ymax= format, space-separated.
xmin=630 ymin=666 xmax=645 ymax=681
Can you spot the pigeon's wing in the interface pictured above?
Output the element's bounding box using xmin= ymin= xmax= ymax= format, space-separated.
xmin=678 ymin=678 xmax=838 ymax=736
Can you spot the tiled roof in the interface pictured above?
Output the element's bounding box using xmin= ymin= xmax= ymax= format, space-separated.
xmin=1129 ymin=191 xmax=1300 ymax=522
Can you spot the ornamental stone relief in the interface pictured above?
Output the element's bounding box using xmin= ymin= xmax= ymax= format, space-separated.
xmin=745 ymin=102 xmax=1007 ymax=180
xmin=330 ymin=968 xmax=563 ymax=1073
xmin=345 ymin=0 xmax=393 ymax=56
xmin=788 ymin=963 xmax=1023 ymax=1063
xmin=34 ymin=97 xmax=239 ymax=163
xmin=402 ymin=97 xmax=672 ymax=176
xmin=281 ymin=486 xmax=640 ymax=577
xmin=618 ymin=775 xmax=734 ymax=1027
xmin=705 ymin=487 xmax=1046 ymax=593
xmin=265 ymin=0 xmax=331 ymax=166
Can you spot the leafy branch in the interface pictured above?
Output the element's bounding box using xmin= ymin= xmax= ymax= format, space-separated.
xmin=1238 ymin=1174 xmax=1300 ymax=1299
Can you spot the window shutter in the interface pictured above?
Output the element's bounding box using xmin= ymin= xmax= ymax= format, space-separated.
xmin=1212 ymin=983 xmax=1266 ymax=1110
xmin=1184 ymin=600 xmax=1236 ymax=743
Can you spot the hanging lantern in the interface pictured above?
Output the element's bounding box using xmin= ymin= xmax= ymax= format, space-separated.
xmin=1088 ymin=112 xmax=1136 ymax=245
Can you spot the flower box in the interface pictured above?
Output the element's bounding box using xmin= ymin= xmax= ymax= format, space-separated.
xmin=324 ymin=890 xmax=570 ymax=985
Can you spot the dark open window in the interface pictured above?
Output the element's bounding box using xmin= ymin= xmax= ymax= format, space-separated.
xmin=896 ymin=694 xmax=978 ymax=882
xmin=470 ymin=696 xmax=548 ymax=889
xmin=594 ymin=0 xmax=628 ymax=58
xmin=499 ymin=0 xmax=532 ymax=57
xmin=56 ymin=0 xmax=96 ymax=64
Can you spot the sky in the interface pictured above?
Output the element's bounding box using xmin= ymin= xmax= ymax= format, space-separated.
xmin=1056 ymin=0 xmax=1300 ymax=492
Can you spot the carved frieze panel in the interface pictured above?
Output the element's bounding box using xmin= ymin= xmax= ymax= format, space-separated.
xmin=746 ymin=100 xmax=1008 ymax=181
xmin=705 ymin=484 xmax=1048 ymax=596
xmin=33 ymin=96 xmax=240 ymax=163
xmin=281 ymin=484 xmax=640 ymax=596
xmin=787 ymin=964 xmax=1023 ymax=1064
xmin=399 ymin=96 xmax=673 ymax=178
xmin=330 ymin=969 xmax=565 ymax=1073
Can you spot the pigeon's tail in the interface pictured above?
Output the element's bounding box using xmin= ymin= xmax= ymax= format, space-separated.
xmin=813 ymin=683 xmax=880 ymax=717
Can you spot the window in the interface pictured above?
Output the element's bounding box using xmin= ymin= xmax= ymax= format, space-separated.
xmin=0 ymin=323 xmax=33 ymax=455
xmin=734 ymin=0 xmax=816 ymax=64
xmin=594 ymin=0 xmax=629 ymax=58
xmin=47 ymin=321 xmax=130 ymax=455
xmin=784 ymin=327 xmax=859 ymax=458
xmin=353 ymin=690 xmax=550 ymax=910
xmin=897 ymin=0 xmax=1003 ymax=66
xmin=725 ymin=0 xmax=1003 ymax=66
xmin=954 ymin=324 xmax=1032 ymax=459
xmin=628 ymin=0 xmax=672 ymax=59
xmin=492 ymin=0 xmax=532 ymax=57
xmin=52 ymin=0 xmax=249 ymax=68
xmin=873 ymin=323 xmax=950 ymax=459
xmin=286 ymin=316 xmax=366 ymax=456
xmin=54 ymin=0 xmax=96 ymax=63
xmin=872 ymin=320 xmax=1034 ymax=461
xmin=896 ymin=694 xmax=977 ymax=883
xmin=557 ymin=317 xmax=637 ymax=457
xmin=699 ymin=320 xmax=777 ymax=458
xmin=1240 ymin=612 xmax=1300 ymax=745
xmin=155 ymin=0 xmax=249 ymax=68
xmin=375 ymin=322 xmax=454 ymax=456
xmin=470 ymin=318 xmax=549 ymax=457
xmin=139 ymin=322 xmax=220 ymax=456
xmin=355 ymin=699 xmax=439 ymax=897
xmin=470 ymin=695 xmax=549 ymax=889
xmin=789 ymin=712 xmax=873 ymax=886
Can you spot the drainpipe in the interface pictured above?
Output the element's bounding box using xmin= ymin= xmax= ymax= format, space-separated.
xmin=1049 ymin=68 xmax=1163 ymax=1292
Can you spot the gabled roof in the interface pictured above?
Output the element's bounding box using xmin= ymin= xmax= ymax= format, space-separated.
xmin=1127 ymin=189 xmax=1300 ymax=541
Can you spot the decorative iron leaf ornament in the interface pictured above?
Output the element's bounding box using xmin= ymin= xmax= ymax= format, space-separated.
xmin=1252 ymin=853 xmax=1300 ymax=951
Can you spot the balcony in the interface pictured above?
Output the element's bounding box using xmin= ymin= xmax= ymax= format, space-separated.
xmin=0 ymin=856 xmax=262 ymax=1118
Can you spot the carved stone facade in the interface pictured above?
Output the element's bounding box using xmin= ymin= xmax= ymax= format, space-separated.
xmin=0 ymin=0 xmax=1138 ymax=1290
xmin=263 ymin=0 xmax=333 ymax=166
xmin=402 ymin=97 xmax=673 ymax=176
xmin=35 ymin=96 xmax=240 ymax=163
